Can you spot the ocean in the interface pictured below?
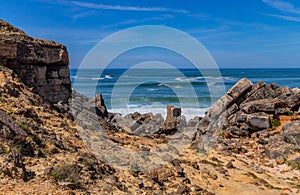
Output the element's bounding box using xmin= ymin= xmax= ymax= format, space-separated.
xmin=71 ymin=68 xmax=300 ymax=120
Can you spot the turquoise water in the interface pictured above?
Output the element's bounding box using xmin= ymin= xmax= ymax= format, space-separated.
xmin=71 ymin=68 xmax=300 ymax=119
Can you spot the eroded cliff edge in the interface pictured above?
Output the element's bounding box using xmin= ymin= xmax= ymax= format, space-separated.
xmin=0 ymin=19 xmax=71 ymax=103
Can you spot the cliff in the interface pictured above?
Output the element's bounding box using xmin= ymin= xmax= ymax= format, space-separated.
xmin=0 ymin=19 xmax=71 ymax=103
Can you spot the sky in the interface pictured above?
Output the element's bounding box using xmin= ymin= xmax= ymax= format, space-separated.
xmin=1 ymin=0 xmax=300 ymax=68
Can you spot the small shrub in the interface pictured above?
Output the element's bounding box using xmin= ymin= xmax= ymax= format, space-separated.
xmin=18 ymin=123 xmax=26 ymax=131
xmin=284 ymin=111 xmax=294 ymax=116
xmin=247 ymin=172 xmax=258 ymax=179
xmin=52 ymin=104 xmax=62 ymax=113
xmin=286 ymin=161 xmax=300 ymax=170
xmin=0 ymin=144 xmax=9 ymax=154
xmin=271 ymin=119 xmax=281 ymax=128
xmin=50 ymin=164 xmax=82 ymax=188
xmin=119 ymin=185 xmax=128 ymax=192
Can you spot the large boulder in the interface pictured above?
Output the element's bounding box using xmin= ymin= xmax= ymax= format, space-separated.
xmin=247 ymin=113 xmax=270 ymax=131
xmin=283 ymin=122 xmax=300 ymax=146
xmin=0 ymin=19 xmax=71 ymax=103
xmin=157 ymin=105 xmax=182 ymax=135
xmin=83 ymin=94 xmax=108 ymax=118
xmin=226 ymin=78 xmax=253 ymax=101
xmin=199 ymin=78 xmax=252 ymax=135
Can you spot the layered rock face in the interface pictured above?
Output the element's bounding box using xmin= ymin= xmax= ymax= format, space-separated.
xmin=200 ymin=78 xmax=300 ymax=138
xmin=0 ymin=19 xmax=71 ymax=103
xmin=193 ymin=78 xmax=300 ymax=162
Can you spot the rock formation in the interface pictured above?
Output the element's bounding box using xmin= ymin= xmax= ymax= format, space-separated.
xmin=199 ymin=78 xmax=300 ymax=138
xmin=157 ymin=105 xmax=183 ymax=135
xmin=190 ymin=78 xmax=300 ymax=164
xmin=0 ymin=19 xmax=71 ymax=103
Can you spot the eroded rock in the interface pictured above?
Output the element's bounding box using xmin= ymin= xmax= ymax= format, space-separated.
xmin=158 ymin=105 xmax=182 ymax=135
xmin=0 ymin=19 xmax=71 ymax=103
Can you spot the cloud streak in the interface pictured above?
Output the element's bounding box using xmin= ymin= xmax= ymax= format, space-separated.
xmin=71 ymin=1 xmax=188 ymax=14
xmin=262 ymin=13 xmax=300 ymax=22
xmin=261 ymin=0 xmax=300 ymax=22
xmin=262 ymin=0 xmax=300 ymax=14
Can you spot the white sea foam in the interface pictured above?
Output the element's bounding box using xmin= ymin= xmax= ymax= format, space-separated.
xmin=148 ymin=88 xmax=159 ymax=91
xmin=105 ymin=75 xmax=113 ymax=79
xmin=175 ymin=77 xmax=198 ymax=82
xmin=109 ymin=105 xmax=206 ymax=121
xmin=91 ymin=77 xmax=104 ymax=80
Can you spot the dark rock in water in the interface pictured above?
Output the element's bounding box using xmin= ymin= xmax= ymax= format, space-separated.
xmin=283 ymin=122 xmax=300 ymax=146
xmin=0 ymin=19 xmax=71 ymax=104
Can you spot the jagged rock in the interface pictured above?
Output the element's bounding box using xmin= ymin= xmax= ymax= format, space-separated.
xmin=227 ymin=78 xmax=252 ymax=101
xmin=240 ymin=99 xmax=277 ymax=114
xmin=83 ymin=94 xmax=108 ymax=118
xmin=247 ymin=113 xmax=270 ymax=131
xmin=153 ymin=113 xmax=164 ymax=125
xmin=75 ymin=109 xmax=102 ymax=131
xmin=134 ymin=113 xmax=164 ymax=136
xmin=71 ymin=92 xmax=110 ymax=131
xmin=53 ymin=101 xmax=69 ymax=113
xmin=0 ymin=19 xmax=71 ymax=103
xmin=200 ymin=78 xmax=252 ymax=133
xmin=187 ymin=116 xmax=202 ymax=128
xmin=283 ymin=122 xmax=300 ymax=146
xmin=158 ymin=105 xmax=182 ymax=135
xmin=199 ymin=78 xmax=300 ymax=144
xmin=71 ymin=90 xmax=89 ymax=116
xmin=190 ymin=130 xmax=205 ymax=151
xmin=0 ymin=110 xmax=27 ymax=138
xmin=265 ymin=137 xmax=293 ymax=159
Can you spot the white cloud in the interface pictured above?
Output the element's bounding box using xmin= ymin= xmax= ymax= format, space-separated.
xmin=102 ymin=16 xmax=171 ymax=28
xmin=262 ymin=13 xmax=300 ymax=22
xmin=262 ymin=0 xmax=300 ymax=14
xmin=71 ymin=1 xmax=188 ymax=14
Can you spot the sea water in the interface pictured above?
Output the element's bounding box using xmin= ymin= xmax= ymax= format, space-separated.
xmin=71 ymin=68 xmax=300 ymax=120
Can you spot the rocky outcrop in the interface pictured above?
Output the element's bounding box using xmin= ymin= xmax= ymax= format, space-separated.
xmin=157 ymin=105 xmax=184 ymax=135
xmin=0 ymin=65 xmax=119 ymax=193
xmin=283 ymin=122 xmax=300 ymax=146
xmin=71 ymin=91 xmax=110 ymax=131
xmin=0 ymin=19 xmax=71 ymax=103
xmin=199 ymin=78 xmax=300 ymax=138
xmin=191 ymin=78 xmax=300 ymax=163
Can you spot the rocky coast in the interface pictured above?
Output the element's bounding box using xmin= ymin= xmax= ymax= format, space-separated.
xmin=0 ymin=19 xmax=300 ymax=194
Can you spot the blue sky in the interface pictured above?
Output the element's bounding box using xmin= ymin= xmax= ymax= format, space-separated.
xmin=1 ymin=0 xmax=300 ymax=68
